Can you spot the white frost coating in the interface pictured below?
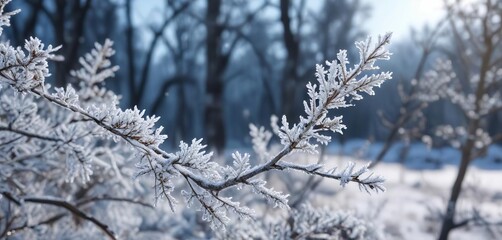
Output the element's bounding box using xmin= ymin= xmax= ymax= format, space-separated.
xmin=274 ymin=33 xmax=393 ymax=154
xmin=249 ymin=124 xmax=272 ymax=161
xmin=0 ymin=0 xmax=393 ymax=232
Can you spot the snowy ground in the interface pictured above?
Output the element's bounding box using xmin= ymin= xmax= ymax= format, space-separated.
xmin=221 ymin=141 xmax=502 ymax=239
xmin=139 ymin=141 xmax=502 ymax=239
xmin=310 ymin=156 xmax=502 ymax=240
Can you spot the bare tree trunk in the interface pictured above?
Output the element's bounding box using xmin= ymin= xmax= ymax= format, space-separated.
xmin=438 ymin=22 xmax=493 ymax=238
xmin=279 ymin=0 xmax=299 ymax=120
xmin=22 ymin=0 xmax=42 ymax=42
xmin=204 ymin=0 xmax=225 ymax=153
xmin=176 ymin=79 xmax=187 ymax=146
xmin=53 ymin=0 xmax=66 ymax=87
xmin=53 ymin=0 xmax=92 ymax=87
xmin=125 ymin=0 xmax=136 ymax=107
xmin=438 ymin=136 xmax=474 ymax=240
xmin=65 ymin=0 xmax=92 ymax=79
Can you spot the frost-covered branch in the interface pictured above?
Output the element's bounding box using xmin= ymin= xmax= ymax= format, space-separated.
xmin=75 ymin=196 xmax=155 ymax=209
xmin=275 ymin=161 xmax=385 ymax=193
xmin=1 ymin=192 xmax=117 ymax=240
xmin=0 ymin=125 xmax=62 ymax=142
xmin=0 ymin=0 xmax=19 ymax=35
xmin=0 ymin=0 xmax=393 ymax=231
xmin=178 ymin=33 xmax=392 ymax=191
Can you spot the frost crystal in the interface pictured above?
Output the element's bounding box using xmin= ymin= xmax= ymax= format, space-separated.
xmin=274 ymin=34 xmax=392 ymax=153
xmin=0 ymin=0 xmax=393 ymax=232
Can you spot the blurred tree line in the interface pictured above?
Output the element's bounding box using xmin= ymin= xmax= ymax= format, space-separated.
xmin=5 ymin=0 xmax=501 ymax=152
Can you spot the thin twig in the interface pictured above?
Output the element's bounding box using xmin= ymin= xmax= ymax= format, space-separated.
xmin=1 ymin=192 xmax=117 ymax=240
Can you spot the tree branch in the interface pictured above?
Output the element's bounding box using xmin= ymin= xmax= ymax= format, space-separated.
xmin=0 ymin=125 xmax=62 ymax=142
xmin=1 ymin=192 xmax=117 ymax=240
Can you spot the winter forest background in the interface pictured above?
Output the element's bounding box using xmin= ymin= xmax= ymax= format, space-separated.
xmin=0 ymin=0 xmax=501 ymax=239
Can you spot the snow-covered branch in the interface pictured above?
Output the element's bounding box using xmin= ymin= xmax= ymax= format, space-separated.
xmin=0 ymin=0 xmax=393 ymax=231
xmin=1 ymin=192 xmax=117 ymax=240
xmin=275 ymin=161 xmax=385 ymax=193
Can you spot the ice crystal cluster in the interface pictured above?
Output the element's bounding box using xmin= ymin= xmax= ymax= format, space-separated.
xmin=272 ymin=36 xmax=392 ymax=153
xmin=0 ymin=0 xmax=393 ymax=238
